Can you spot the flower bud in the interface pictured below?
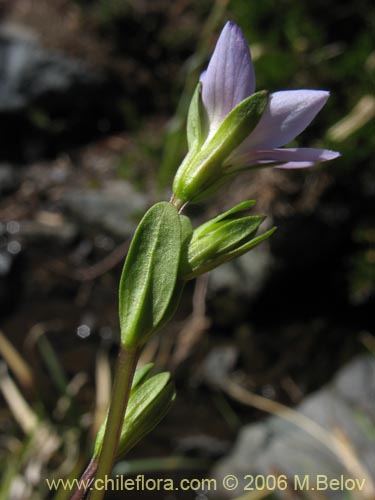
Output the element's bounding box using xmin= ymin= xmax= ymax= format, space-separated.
xmin=179 ymin=201 xmax=276 ymax=280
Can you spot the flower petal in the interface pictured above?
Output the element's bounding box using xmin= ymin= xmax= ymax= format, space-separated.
xmin=273 ymin=148 xmax=340 ymax=168
xmin=201 ymin=21 xmax=256 ymax=134
xmin=274 ymin=161 xmax=315 ymax=169
xmin=228 ymin=147 xmax=340 ymax=169
xmin=240 ymin=90 xmax=330 ymax=151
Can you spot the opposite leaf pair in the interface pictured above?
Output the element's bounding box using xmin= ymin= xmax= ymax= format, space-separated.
xmin=119 ymin=201 xmax=272 ymax=350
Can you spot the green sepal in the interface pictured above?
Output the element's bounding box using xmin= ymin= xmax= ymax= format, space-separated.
xmin=173 ymin=90 xmax=268 ymax=204
xmin=93 ymin=369 xmax=175 ymax=460
xmin=186 ymin=82 xmax=206 ymax=153
xmin=119 ymin=202 xmax=182 ymax=349
xmin=180 ymin=170 xmax=237 ymax=205
xmin=204 ymin=90 xmax=268 ymax=164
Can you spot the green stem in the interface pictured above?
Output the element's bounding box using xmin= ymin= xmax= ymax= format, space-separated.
xmin=89 ymin=347 xmax=140 ymax=500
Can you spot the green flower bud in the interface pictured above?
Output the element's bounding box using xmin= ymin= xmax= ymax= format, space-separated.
xmin=179 ymin=201 xmax=276 ymax=280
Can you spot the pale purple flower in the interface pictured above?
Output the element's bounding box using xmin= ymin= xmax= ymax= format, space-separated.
xmin=200 ymin=21 xmax=340 ymax=170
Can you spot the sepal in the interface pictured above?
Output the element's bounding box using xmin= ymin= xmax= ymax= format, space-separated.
xmin=186 ymin=82 xmax=206 ymax=153
xmin=173 ymin=91 xmax=268 ymax=204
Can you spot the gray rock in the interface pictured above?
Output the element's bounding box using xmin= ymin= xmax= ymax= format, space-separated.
xmin=0 ymin=250 xmax=13 ymax=276
xmin=208 ymin=245 xmax=273 ymax=297
xmin=0 ymin=164 xmax=20 ymax=194
xmin=62 ymin=181 xmax=148 ymax=239
xmin=0 ymin=23 xmax=102 ymax=112
xmin=175 ymin=434 xmax=231 ymax=459
xmin=19 ymin=219 xmax=77 ymax=246
xmin=197 ymin=346 xmax=238 ymax=388
xmin=212 ymin=355 xmax=375 ymax=498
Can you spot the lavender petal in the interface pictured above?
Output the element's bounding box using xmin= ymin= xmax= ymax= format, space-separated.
xmin=239 ymin=90 xmax=330 ymax=151
xmin=229 ymin=147 xmax=340 ymax=169
xmin=273 ymin=148 xmax=340 ymax=167
xmin=202 ymin=21 xmax=256 ymax=134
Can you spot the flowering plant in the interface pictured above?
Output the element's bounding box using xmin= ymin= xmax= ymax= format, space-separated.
xmin=172 ymin=21 xmax=339 ymax=206
xmin=72 ymin=21 xmax=339 ymax=500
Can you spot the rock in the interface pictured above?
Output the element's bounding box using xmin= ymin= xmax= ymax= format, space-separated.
xmin=0 ymin=250 xmax=13 ymax=276
xmin=19 ymin=219 xmax=77 ymax=246
xmin=212 ymin=355 xmax=375 ymax=498
xmin=0 ymin=23 xmax=120 ymax=162
xmin=206 ymin=245 xmax=274 ymax=327
xmin=0 ymin=23 xmax=103 ymax=113
xmin=175 ymin=434 xmax=231 ymax=459
xmin=0 ymin=242 xmax=19 ymax=317
xmin=208 ymin=245 xmax=273 ymax=298
xmin=0 ymin=164 xmax=20 ymax=194
xmin=0 ymin=222 xmax=19 ymax=276
xmin=197 ymin=346 xmax=238 ymax=388
xmin=62 ymin=180 xmax=148 ymax=239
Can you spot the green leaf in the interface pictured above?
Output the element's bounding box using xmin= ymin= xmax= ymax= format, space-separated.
xmin=131 ymin=363 xmax=154 ymax=390
xmin=186 ymin=82 xmax=205 ymax=153
xmin=116 ymin=373 xmax=175 ymax=458
xmin=154 ymin=279 xmax=185 ymax=332
xmin=178 ymin=202 xmax=277 ymax=280
xmin=225 ymin=226 xmax=277 ymax=260
xmin=193 ymin=200 xmax=257 ymax=239
xmin=93 ymin=364 xmax=154 ymax=458
xmin=184 ymin=226 xmax=276 ymax=279
xmin=189 ymin=215 xmax=265 ymax=267
xmin=151 ymin=215 xmax=191 ymax=332
xmin=93 ymin=371 xmax=176 ymax=460
xmin=119 ymin=202 xmax=182 ymax=349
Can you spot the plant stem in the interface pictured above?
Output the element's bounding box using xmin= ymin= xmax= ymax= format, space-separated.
xmin=89 ymin=347 xmax=139 ymax=500
xmin=70 ymin=458 xmax=98 ymax=500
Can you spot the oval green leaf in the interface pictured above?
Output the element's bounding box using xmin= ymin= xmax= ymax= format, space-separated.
xmin=119 ymin=202 xmax=181 ymax=349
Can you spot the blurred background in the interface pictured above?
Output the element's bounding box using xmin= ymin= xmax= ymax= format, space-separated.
xmin=0 ymin=0 xmax=374 ymax=499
